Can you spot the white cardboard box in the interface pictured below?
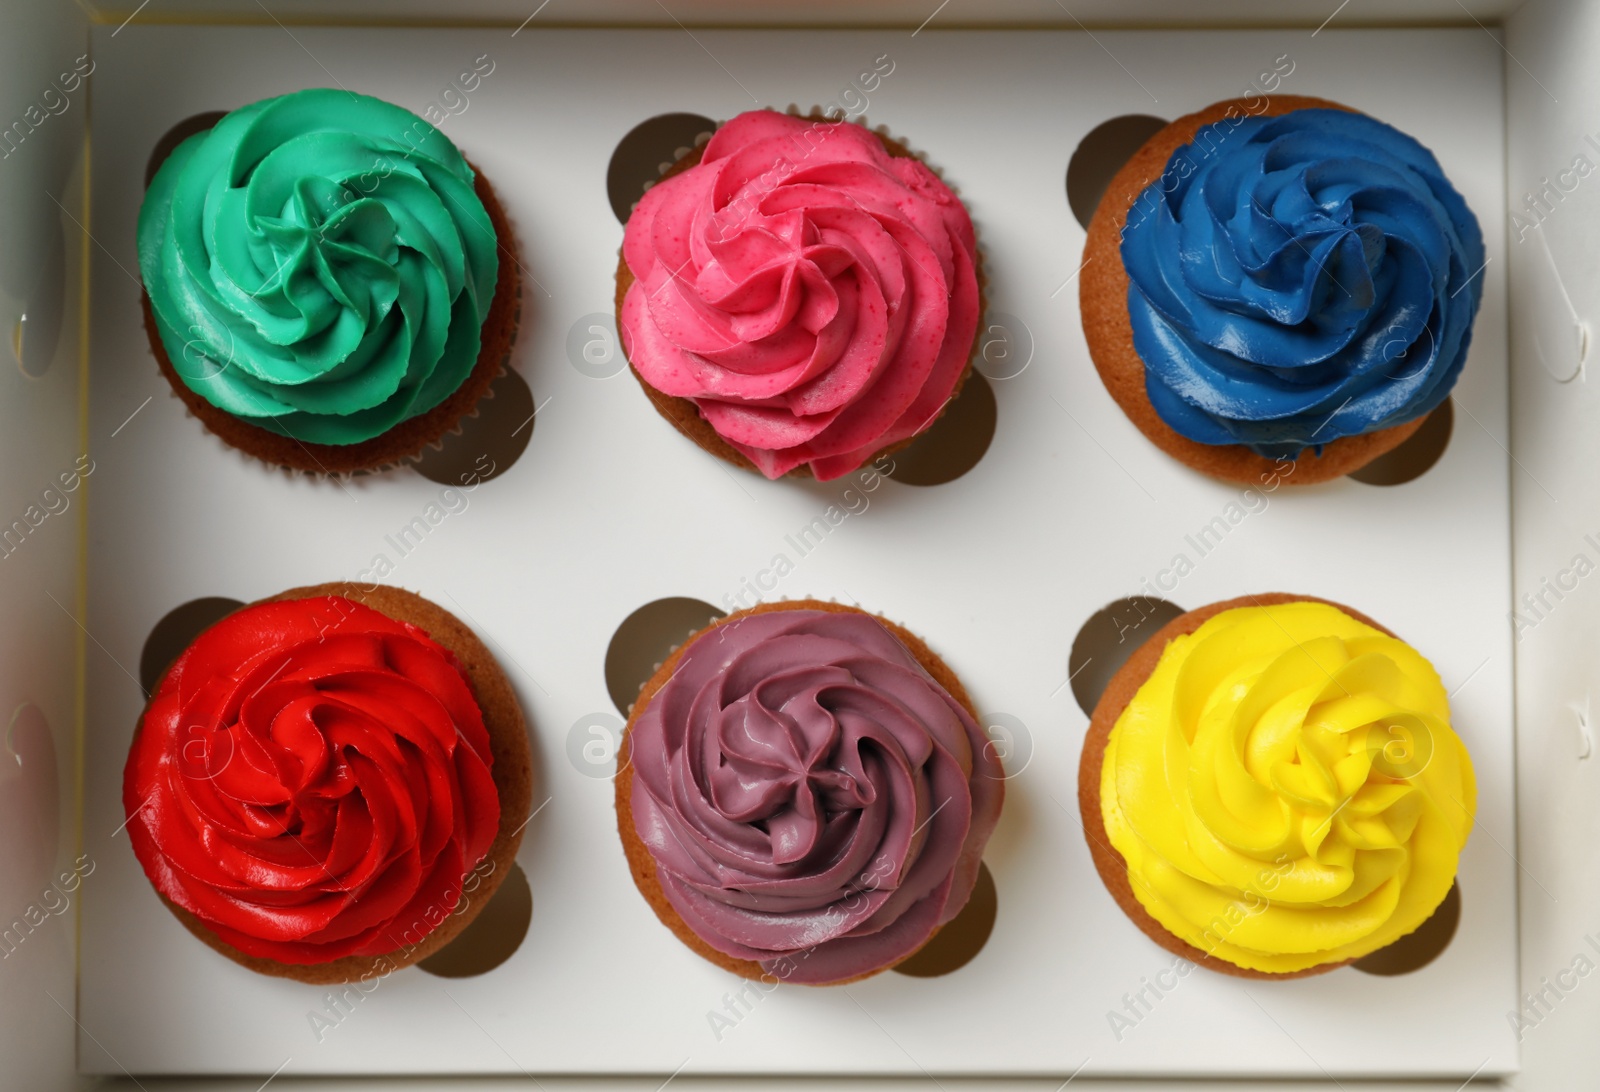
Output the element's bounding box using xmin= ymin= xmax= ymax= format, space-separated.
xmin=2 ymin=1 xmax=1591 ymax=1088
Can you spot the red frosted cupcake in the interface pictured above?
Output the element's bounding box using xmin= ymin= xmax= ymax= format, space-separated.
xmin=122 ymin=584 xmax=532 ymax=983
xmin=615 ymin=109 xmax=983 ymax=481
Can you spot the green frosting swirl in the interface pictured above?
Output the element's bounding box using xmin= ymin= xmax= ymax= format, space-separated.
xmin=137 ymin=89 xmax=499 ymax=445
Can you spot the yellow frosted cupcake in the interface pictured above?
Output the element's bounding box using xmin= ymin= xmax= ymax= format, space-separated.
xmin=1077 ymin=593 xmax=1475 ymax=978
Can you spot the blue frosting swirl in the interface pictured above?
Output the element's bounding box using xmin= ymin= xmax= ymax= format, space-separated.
xmin=1120 ymin=108 xmax=1484 ymax=458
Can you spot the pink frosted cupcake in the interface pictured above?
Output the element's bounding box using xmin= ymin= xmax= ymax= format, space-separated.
xmin=614 ymin=109 xmax=983 ymax=481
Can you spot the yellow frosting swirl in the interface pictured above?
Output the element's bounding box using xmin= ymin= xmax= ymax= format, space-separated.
xmin=1100 ymin=601 xmax=1475 ymax=974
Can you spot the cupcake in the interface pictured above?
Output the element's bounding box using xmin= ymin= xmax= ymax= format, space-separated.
xmin=616 ymin=599 xmax=1002 ymax=984
xmin=1078 ymin=593 xmax=1475 ymax=978
xmin=615 ymin=109 xmax=983 ymax=481
xmin=123 ymin=583 xmax=533 ymax=983
xmin=138 ymin=89 xmax=521 ymax=475
xmin=1081 ymin=97 xmax=1485 ymax=485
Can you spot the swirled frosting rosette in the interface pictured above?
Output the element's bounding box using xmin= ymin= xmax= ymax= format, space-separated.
xmin=618 ymin=603 xmax=1003 ymax=984
xmin=617 ymin=110 xmax=982 ymax=481
xmin=124 ymin=589 xmax=528 ymax=978
xmin=138 ymin=89 xmax=511 ymax=470
xmin=1084 ymin=596 xmax=1475 ymax=976
xmin=1121 ymin=106 xmax=1483 ymax=458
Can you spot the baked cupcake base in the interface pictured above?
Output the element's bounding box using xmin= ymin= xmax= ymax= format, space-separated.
xmin=613 ymin=114 xmax=982 ymax=480
xmin=1080 ymin=96 xmax=1434 ymax=487
xmin=138 ymin=582 xmax=533 ymax=984
xmin=1077 ymin=591 xmax=1396 ymax=980
xmin=614 ymin=598 xmax=977 ymax=985
xmin=142 ymin=166 xmax=523 ymax=477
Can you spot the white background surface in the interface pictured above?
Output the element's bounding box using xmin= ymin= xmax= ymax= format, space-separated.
xmin=1504 ymin=0 xmax=1600 ymax=1087
xmin=0 ymin=0 xmax=88 ymax=1089
xmin=76 ymin=24 xmax=1514 ymax=1080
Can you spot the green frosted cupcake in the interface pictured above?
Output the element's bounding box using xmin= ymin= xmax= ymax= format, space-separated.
xmin=138 ymin=88 xmax=521 ymax=474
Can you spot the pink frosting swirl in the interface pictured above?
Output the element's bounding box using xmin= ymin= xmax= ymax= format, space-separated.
xmin=627 ymin=608 xmax=1003 ymax=984
xmin=619 ymin=110 xmax=981 ymax=481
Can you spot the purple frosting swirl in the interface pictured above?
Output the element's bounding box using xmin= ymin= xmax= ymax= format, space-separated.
xmin=627 ymin=609 xmax=1003 ymax=984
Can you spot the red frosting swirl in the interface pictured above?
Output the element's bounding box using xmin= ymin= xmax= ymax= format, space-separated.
xmin=620 ymin=110 xmax=981 ymax=481
xmin=123 ymin=596 xmax=499 ymax=964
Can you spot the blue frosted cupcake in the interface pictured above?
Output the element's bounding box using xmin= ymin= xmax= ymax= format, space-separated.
xmin=1081 ymin=95 xmax=1484 ymax=485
